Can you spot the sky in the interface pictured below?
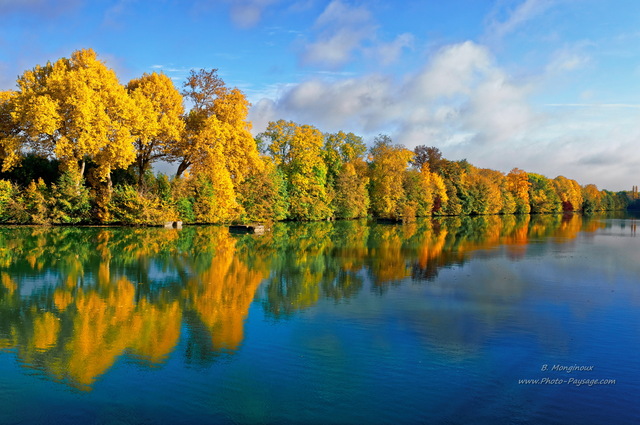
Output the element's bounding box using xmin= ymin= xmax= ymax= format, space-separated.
xmin=1 ymin=0 xmax=639 ymax=191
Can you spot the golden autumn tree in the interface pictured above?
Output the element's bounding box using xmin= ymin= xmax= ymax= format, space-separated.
xmin=368 ymin=134 xmax=413 ymax=219
xmin=333 ymin=161 xmax=370 ymax=219
xmin=126 ymin=72 xmax=184 ymax=187
xmin=506 ymin=168 xmax=531 ymax=214
xmin=430 ymin=171 xmax=448 ymax=214
xmin=171 ymin=69 xmax=261 ymax=181
xmin=404 ymin=162 xmax=449 ymax=217
xmin=475 ymin=168 xmax=505 ymax=215
xmin=169 ymin=69 xmax=263 ymax=223
xmin=12 ymin=49 xmax=140 ymax=185
xmin=236 ymin=157 xmax=290 ymax=222
xmin=581 ymin=184 xmax=602 ymax=212
xmin=0 ymin=91 xmax=22 ymax=171
xmin=213 ymin=87 xmax=263 ymax=182
xmin=404 ymin=167 xmax=433 ymax=217
xmin=553 ymin=176 xmax=583 ymax=212
xmin=261 ymin=120 xmax=332 ymax=220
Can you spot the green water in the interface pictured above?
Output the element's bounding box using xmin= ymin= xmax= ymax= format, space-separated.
xmin=0 ymin=213 xmax=638 ymax=424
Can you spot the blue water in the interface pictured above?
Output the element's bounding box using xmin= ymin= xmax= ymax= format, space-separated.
xmin=0 ymin=214 xmax=638 ymax=424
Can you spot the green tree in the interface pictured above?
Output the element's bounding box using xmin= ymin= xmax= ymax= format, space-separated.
xmin=333 ymin=161 xmax=369 ymax=219
xmin=237 ymin=158 xmax=289 ymax=222
xmin=322 ymin=131 xmax=368 ymax=219
xmin=260 ymin=120 xmax=332 ymax=221
xmin=528 ymin=173 xmax=561 ymax=213
xmin=49 ymin=169 xmax=91 ymax=223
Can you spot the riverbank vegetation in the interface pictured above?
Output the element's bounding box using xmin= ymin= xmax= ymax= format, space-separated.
xmin=0 ymin=49 xmax=631 ymax=225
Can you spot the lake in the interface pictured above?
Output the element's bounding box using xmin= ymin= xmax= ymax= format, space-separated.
xmin=0 ymin=213 xmax=638 ymax=424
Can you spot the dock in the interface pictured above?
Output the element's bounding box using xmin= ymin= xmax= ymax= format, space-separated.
xmin=376 ymin=217 xmax=403 ymax=224
xmin=229 ymin=224 xmax=266 ymax=234
xmin=163 ymin=221 xmax=183 ymax=229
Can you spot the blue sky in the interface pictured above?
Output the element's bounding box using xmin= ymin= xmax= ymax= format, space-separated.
xmin=1 ymin=0 xmax=639 ymax=190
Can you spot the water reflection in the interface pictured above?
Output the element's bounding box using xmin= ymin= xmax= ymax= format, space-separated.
xmin=0 ymin=214 xmax=619 ymax=390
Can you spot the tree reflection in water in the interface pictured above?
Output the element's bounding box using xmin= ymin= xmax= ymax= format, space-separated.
xmin=0 ymin=214 xmax=606 ymax=390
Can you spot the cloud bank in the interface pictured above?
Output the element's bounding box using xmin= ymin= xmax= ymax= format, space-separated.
xmin=248 ymin=37 xmax=639 ymax=191
xmin=251 ymin=41 xmax=536 ymax=148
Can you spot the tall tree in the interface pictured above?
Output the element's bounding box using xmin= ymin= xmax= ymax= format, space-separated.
xmin=171 ymin=69 xmax=261 ymax=181
xmin=170 ymin=69 xmax=263 ymax=222
xmin=552 ymin=176 xmax=583 ymax=212
xmin=322 ymin=131 xmax=368 ymax=218
xmin=126 ymin=72 xmax=184 ymax=187
xmin=581 ymin=184 xmax=602 ymax=212
xmin=260 ymin=120 xmax=332 ymax=221
xmin=368 ymin=134 xmax=413 ymax=219
xmin=171 ymin=69 xmax=226 ymax=178
xmin=506 ymin=168 xmax=531 ymax=214
xmin=528 ymin=173 xmax=561 ymax=213
xmin=12 ymin=49 xmax=140 ymax=184
xmin=322 ymin=131 xmax=367 ymax=184
xmin=333 ymin=161 xmax=370 ymax=219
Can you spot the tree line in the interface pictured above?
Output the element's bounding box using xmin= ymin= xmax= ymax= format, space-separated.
xmin=0 ymin=49 xmax=630 ymax=225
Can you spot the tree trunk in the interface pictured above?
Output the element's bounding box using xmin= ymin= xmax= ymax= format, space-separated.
xmin=137 ymin=156 xmax=149 ymax=187
xmin=176 ymin=160 xmax=190 ymax=178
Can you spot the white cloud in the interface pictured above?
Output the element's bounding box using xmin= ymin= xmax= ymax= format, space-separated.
xmin=229 ymin=0 xmax=281 ymax=28
xmin=252 ymin=40 xmax=537 ymax=147
xmin=369 ymin=33 xmax=415 ymax=66
xmin=300 ymin=0 xmax=412 ymax=68
xmin=485 ymin=0 xmax=555 ymax=41
xmin=545 ymin=45 xmax=591 ymax=74
xmin=300 ymin=0 xmax=375 ymax=68
xmin=403 ymin=41 xmax=493 ymax=100
xmin=195 ymin=0 xmax=281 ymax=28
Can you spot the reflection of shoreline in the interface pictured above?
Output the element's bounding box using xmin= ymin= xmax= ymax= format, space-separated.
xmin=0 ymin=214 xmax=622 ymax=389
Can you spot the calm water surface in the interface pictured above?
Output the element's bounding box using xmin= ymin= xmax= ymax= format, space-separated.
xmin=0 ymin=214 xmax=638 ymax=424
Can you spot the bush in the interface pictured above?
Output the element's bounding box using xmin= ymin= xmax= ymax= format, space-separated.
xmin=23 ymin=179 xmax=50 ymax=224
xmin=49 ymin=170 xmax=92 ymax=223
xmin=109 ymin=184 xmax=167 ymax=225
xmin=0 ymin=180 xmax=15 ymax=222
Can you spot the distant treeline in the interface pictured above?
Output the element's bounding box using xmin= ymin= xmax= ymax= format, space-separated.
xmin=0 ymin=49 xmax=631 ymax=225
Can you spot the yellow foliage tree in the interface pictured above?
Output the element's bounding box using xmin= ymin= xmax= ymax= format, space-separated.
xmin=553 ymin=176 xmax=583 ymax=212
xmin=12 ymin=49 xmax=140 ymax=183
xmin=172 ymin=69 xmax=262 ymax=182
xmin=430 ymin=171 xmax=449 ymax=214
xmin=170 ymin=69 xmax=263 ymax=222
xmin=369 ymin=135 xmax=413 ymax=219
xmin=212 ymin=87 xmax=263 ymax=182
xmin=0 ymin=91 xmax=22 ymax=171
xmin=506 ymin=168 xmax=531 ymax=214
xmin=476 ymin=168 xmax=505 ymax=215
xmin=126 ymin=72 xmax=184 ymax=186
